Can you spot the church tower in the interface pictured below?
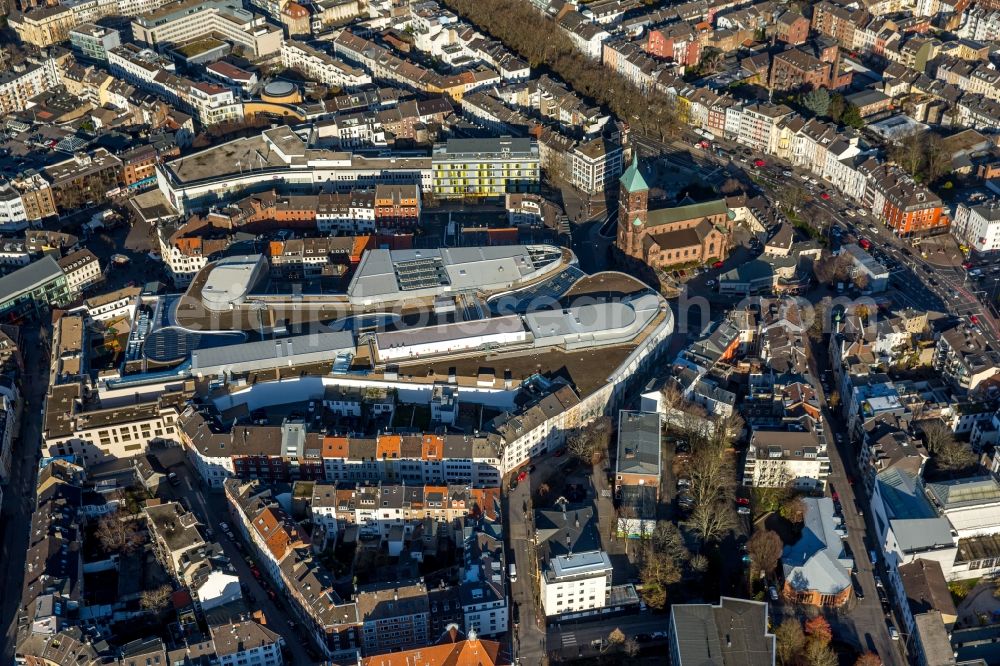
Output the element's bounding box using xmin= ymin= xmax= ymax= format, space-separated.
xmin=617 ymin=154 xmax=649 ymax=261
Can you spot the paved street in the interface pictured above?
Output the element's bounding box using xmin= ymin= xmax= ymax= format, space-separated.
xmin=805 ymin=332 xmax=906 ymax=666
xmin=504 ymin=454 xmax=561 ymax=665
xmin=0 ymin=328 xmax=49 ymax=665
xmin=163 ymin=462 xmax=317 ymax=665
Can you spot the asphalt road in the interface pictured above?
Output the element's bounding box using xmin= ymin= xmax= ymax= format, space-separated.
xmin=505 ymin=453 xmax=564 ymax=665
xmin=801 ymin=332 xmax=906 ymax=666
xmin=0 ymin=328 xmax=49 ymax=665
xmin=165 ymin=462 xmax=317 ymax=665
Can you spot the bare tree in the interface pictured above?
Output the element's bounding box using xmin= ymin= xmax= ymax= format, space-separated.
xmin=747 ymin=529 xmax=783 ymax=577
xmin=804 ymin=640 xmax=838 ymax=666
xmin=936 ymin=439 xmax=977 ymax=473
xmin=780 ymin=496 xmax=807 ymax=524
xmin=96 ymin=515 xmax=144 ymax=555
xmin=688 ymin=553 xmax=709 ymax=574
xmin=624 ymin=636 xmax=640 ymax=657
xmin=567 ymin=415 xmax=613 ymax=464
xmin=651 ymin=521 xmax=691 ymax=566
xmin=921 ymin=420 xmax=954 ymax=455
xmin=775 ymin=619 xmax=806 ymax=666
xmin=140 ymin=584 xmax=173 ymax=612
xmin=890 ymin=129 xmax=925 ymax=178
xmin=639 ymin=549 xmax=682 ymax=609
xmin=607 ymin=627 xmax=626 ymax=650
xmin=688 ymin=500 xmax=736 ymax=545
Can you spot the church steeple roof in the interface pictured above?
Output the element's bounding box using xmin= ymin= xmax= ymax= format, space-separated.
xmin=620 ymin=154 xmax=648 ymax=194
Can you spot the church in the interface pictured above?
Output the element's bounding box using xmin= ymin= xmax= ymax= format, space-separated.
xmin=615 ymin=156 xmax=734 ymax=270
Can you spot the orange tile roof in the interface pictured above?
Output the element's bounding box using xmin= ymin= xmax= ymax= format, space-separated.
xmin=421 ymin=434 xmax=443 ymax=460
xmin=376 ymin=434 xmax=401 ymax=459
xmin=323 ymin=436 xmax=349 ymax=458
xmin=361 ymin=637 xmax=502 ymax=666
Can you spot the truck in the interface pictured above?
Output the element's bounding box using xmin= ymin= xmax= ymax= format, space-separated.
xmin=508 ymin=562 xmax=517 ymax=582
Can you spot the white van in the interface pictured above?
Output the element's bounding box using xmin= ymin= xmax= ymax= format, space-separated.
xmin=509 ymin=563 xmax=517 ymax=582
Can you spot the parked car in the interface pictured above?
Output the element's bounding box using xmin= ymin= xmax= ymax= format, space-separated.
xmin=713 ymin=261 xmax=724 ymax=269
xmin=852 ymin=575 xmax=865 ymax=600
xmin=854 ymin=498 xmax=864 ymax=516
xmin=167 ymin=472 xmax=180 ymax=486
xmin=887 ymin=621 xmax=899 ymax=640
xmin=677 ymin=477 xmax=691 ymax=488
xmin=768 ymin=586 xmax=779 ymax=601
xmin=736 ymin=497 xmax=750 ymax=506
xmin=737 ymin=506 xmax=751 ymax=515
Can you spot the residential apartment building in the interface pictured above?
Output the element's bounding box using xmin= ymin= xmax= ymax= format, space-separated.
xmin=69 ymin=23 xmax=121 ymax=62
xmin=933 ymin=323 xmax=1000 ymax=392
xmin=431 ymin=137 xmax=540 ymax=198
xmin=43 ymin=149 xmax=123 ymax=211
xmin=58 ymin=249 xmax=103 ymax=296
xmin=281 ymin=40 xmax=372 ymax=90
xmin=9 ymin=5 xmax=78 ymax=47
xmin=42 ymin=383 xmax=186 ymax=464
xmin=211 ymin=621 xmax=285 ymax=666
xmin=744 ymin=429 xmax=830 ymax=491
xmin=570 ymin=138 xmax=623 ymax=195
xmin=182 ymin=409 xmax=503 ymax=490
xmin=535 ymin=502 xmax=612 ymax=618
xmin=953 ymin=200 xmax=1000 ymax=253
xmin=0 ymin=59 xmax=60 ymax=116
xmin=357 ymin=581 xmax=430 ymax=654
xmin=373 ymin=184 xmax=420 ymax=228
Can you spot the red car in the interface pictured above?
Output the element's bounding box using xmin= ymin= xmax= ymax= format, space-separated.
xmin=971 ymin=315 xmax=980 ymax=325
xmin=517 ymin=470 xmax=528 ymax=482
xmin=554 ymin=448 xmax=566 ymax=457
xmin=753 ymin=159 xmax=766 ymax=167
xmin=713 ymin=261 xmax=724 ymax=269
xmin=832 ymin=490 xmax=840 ymax=502
xmin=736 ymin=497 xmax=750 ymax=506
xmin=820 ymin=192 xmax=831 ymax=200
xmin=963 ymin=261 xmax=974 ymax=269
xmin=251 ymin=567 xmax=262 ymax=579
xmin=858 ymin=238 xmax=871 ymax=250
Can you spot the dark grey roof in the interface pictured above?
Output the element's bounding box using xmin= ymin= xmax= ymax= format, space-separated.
xmin=0 ymin=255 xmax=64 ymax=301
xmin=615 ymin=410 xmax=661 ymax=477
xmin=670 ymin=597 xmax=775 ymax=666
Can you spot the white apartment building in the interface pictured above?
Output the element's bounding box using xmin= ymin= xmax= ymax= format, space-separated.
xmin=281 ymin=41 xmax=372 ymax=90
xmin=58 ymin=249 xmax=103 ymax=296
xmin=64 ymin=0 xmax=118 ymax=25
xmin=0 ymin=185 xmax=31 ymax=233
xmin=541 ymin=551 xmax=613 ymax=617
xmin=188 ymin=83 xmax=244 ymax=127
xmin=131 ymin=0 xmax=283 ymax=58
xmin=743 ymin=429 xmax=830 ymax=491
xmin=953 ymin=200 xmax=1000 ymax=253
xmin=958 ymin=8 xmax=1000 ymax=42
xmin=737 ymin=103 xmax=792 ymax=154
xmin=535 ymin=503 xmax=612 ymax=618
xmin=0 ymin=60 xmax=59 ymax=116
xmin=570 ymin=139 xmax=623 ymax=195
